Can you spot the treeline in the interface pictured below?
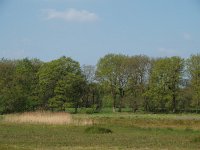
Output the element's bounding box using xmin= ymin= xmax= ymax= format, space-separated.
xmin=0 ymin=54 xmax=200 ymax=114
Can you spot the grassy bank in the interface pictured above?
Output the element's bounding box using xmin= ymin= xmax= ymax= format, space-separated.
xmin=1 ymin=112 xmax=200 ymax=150
xmin=73 ymin=113 xmax=200 ymax=130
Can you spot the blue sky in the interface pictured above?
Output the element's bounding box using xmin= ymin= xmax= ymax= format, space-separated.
xmin=0 ymin=0 xmax=200 ymax=65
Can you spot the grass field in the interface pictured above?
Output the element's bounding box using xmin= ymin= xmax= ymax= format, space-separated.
xmin=1 ymin=112 xmax=200 ymax=150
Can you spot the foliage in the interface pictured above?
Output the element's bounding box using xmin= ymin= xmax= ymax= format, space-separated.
xmin=38 ymin=56 xmax=85 ymax=112
xmin=0 ymin=58 xmax=41 ymax=114
xmin=144 ymin=57 xmax=184 ymax=112
xmin=187 ymin=54 xmax=200 ymax=112
xmin=96 ymin=54 xmax=130 ymax=112
xmin=0 ymin=53 xmax=200 ymax=114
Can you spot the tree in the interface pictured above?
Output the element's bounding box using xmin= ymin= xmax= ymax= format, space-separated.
xmin=187 ymin=54 xmax=200 ymax=113
xmin=49 ymin=72 xmax=86 ymax=113
xmin=96 ymin=54 xmax=130 ymax=112
xmin=14 ymin=58 xmax=42 ymax=111
xmin=144 ymin=57 xmax=184 ymax=113
xmin=64 ymin=73 xmax=86 ymax=113
xmin=1 ymin=54 xmax=199 ymax=114
xmin=82 ymin=65 xmax=98 ymax=108
xmin=38 ymin=56 xmax=84 ymax=111
xmin=0 ymin=58 xmax=41 ymax=113
xmin=96 ymin=54 xmax=118 ymax=112
xmin=167 ymin=57 xmax=184 ymax=112
xmin=82 ymin=65 xmax=96 ymax=84
xmin=116 ymin=55 xmax=130 ymax=112
xmin=0 ymin=59 xmax=16 ymax=113
xmin=127 ymin=55 xmax=150 ymax=112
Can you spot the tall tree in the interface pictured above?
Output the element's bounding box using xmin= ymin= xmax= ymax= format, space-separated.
xmin=116 ymin=55 xmax=130 ymax=112
xmin=144 ymin=57 xmax=184 ymax=113
xmin=96 ymin=54 xmax=129 ymax=112
xmin=96 ymin=54 xmax=118 ymax=112
xmin=49 ymin=73 xmax=86 ymax=113
xmin=0 ymin=58 xmax=42 ymax=113
xmin=127 ymin=55 xmax=150 ymax=112
xmin=82 ymin=65 xmax=98 ymax=108
xmin=38 ymin=56 xmax=83 ymax=110
xmin=82 ymin=65 xmax=96 ymax=84
xmin=167 ymin=57 xmax=184 ymax=112
xmin=0 ymin=59 xmax=16 ymax=113
xmin=187 ymin=54 xmax=200 ymax=113
xmin=14 ymin=58 xmax=41 ymax=111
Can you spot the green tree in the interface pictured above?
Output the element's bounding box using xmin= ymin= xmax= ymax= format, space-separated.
xmin=38 ymin=56 xmax=84 ymax=111
xmin=187 ymin=54 xmax=200 ymax=112
xmin=82 ymin=65 xmax=99 ymax=109
xmin=0 ymin=59 xmax=16 ymax=113
xmin=14 ymin=58 xmax=41 ymax=111
xmin=96 ymin=54 xmax=129 ymax=112
xmin=0 ymin=58 xmax=41 ymax=113
xmin=127 ymin=55 xmax=150 ymax=112
xmin=144 ymin=57 xmax=184 ymax=113
xmin=116 ymin=55 xmax=130 ymax=112
xmin=49 ymin=73 xmax=86 ymax=113
xmin=167 ymin=57 xmax=184 ymax=112
xmin=96 ymin=54 xmax=118 ymax=112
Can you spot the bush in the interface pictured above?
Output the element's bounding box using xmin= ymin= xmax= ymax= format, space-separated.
xmin=192 ymin=137 xmax=200 ymax=143
xmin=85 ymin=126 xmax=113 ymax=134
xmin=185 ymin=127 xmax=193 ymax=132
xmin=86 ymin=108 xmax=95 ymax=114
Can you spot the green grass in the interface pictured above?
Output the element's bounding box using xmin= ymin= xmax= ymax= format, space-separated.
xmin=73 ymin=113 xmax=200 ymax=130
xmin=1 ymin=113 xmax=200 ymax=149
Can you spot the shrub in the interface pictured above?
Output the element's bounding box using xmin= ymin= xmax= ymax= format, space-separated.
xmin=85 ymin=126 xmax=113 ymax=134
xmin=185 ymin=127 xmax=193 ymax=132
xmin=192 ymin=137 xmax=200 ymax=143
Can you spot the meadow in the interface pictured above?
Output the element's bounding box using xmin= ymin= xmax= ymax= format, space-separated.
xmin=1 ymin=111 xmax=200 ymax=150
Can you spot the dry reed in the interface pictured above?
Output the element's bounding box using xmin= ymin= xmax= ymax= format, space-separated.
xmin=3 ymin=111 xmax=93 ymax=126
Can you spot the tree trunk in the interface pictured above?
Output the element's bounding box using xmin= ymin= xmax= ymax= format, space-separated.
xmin=118 ymin=88 xmax=124 ymax=112
xmin=85 ymin=95 xmax=89 ymax=107
xmin=74 ymin=98 xmax=78 ymax=114
xmin=92 ymin=91 xmax=95 ymax=106
xmin=112 ymin=106 xmax=116 ymax=112
xmin=118 ymin=98 xmax=122 ymax=112
xmin=196 ymin=98 xmax=199 ymax=114
xmin=132 ymin=92 xmax=137 ymax=113
xmin=132 ymin=100 xmax=137 ymax=113
xmin=172 ymin=94 xmax=176 ymax=113
xmin=143 ymin=97 xmax=148 ymax=112
xmin=74 ymin=107 xmax=78 ymax=113
xmin=112 ymin=90 xmax=116 ymax=112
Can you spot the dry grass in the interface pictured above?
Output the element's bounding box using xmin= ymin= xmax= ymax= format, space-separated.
xmin=3 ymin=111 xmax=93 ymax=125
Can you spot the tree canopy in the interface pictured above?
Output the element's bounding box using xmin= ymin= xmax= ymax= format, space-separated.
xmin=0 ymin=54 xmax=200 ymax=114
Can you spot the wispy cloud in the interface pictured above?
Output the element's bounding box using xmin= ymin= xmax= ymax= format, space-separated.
xmin=43 ymin=8 xmax=99 ymax=22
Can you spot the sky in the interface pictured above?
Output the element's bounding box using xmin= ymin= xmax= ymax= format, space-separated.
xmin=0 ymin=0 xmax=200 ymax=65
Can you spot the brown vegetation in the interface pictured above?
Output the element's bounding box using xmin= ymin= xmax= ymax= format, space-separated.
xmin=3 ymin=112 xmax=93 ymax=125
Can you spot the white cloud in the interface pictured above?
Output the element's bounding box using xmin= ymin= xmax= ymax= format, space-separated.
xmin=43 ymin=8 xmax=99 ymax=22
